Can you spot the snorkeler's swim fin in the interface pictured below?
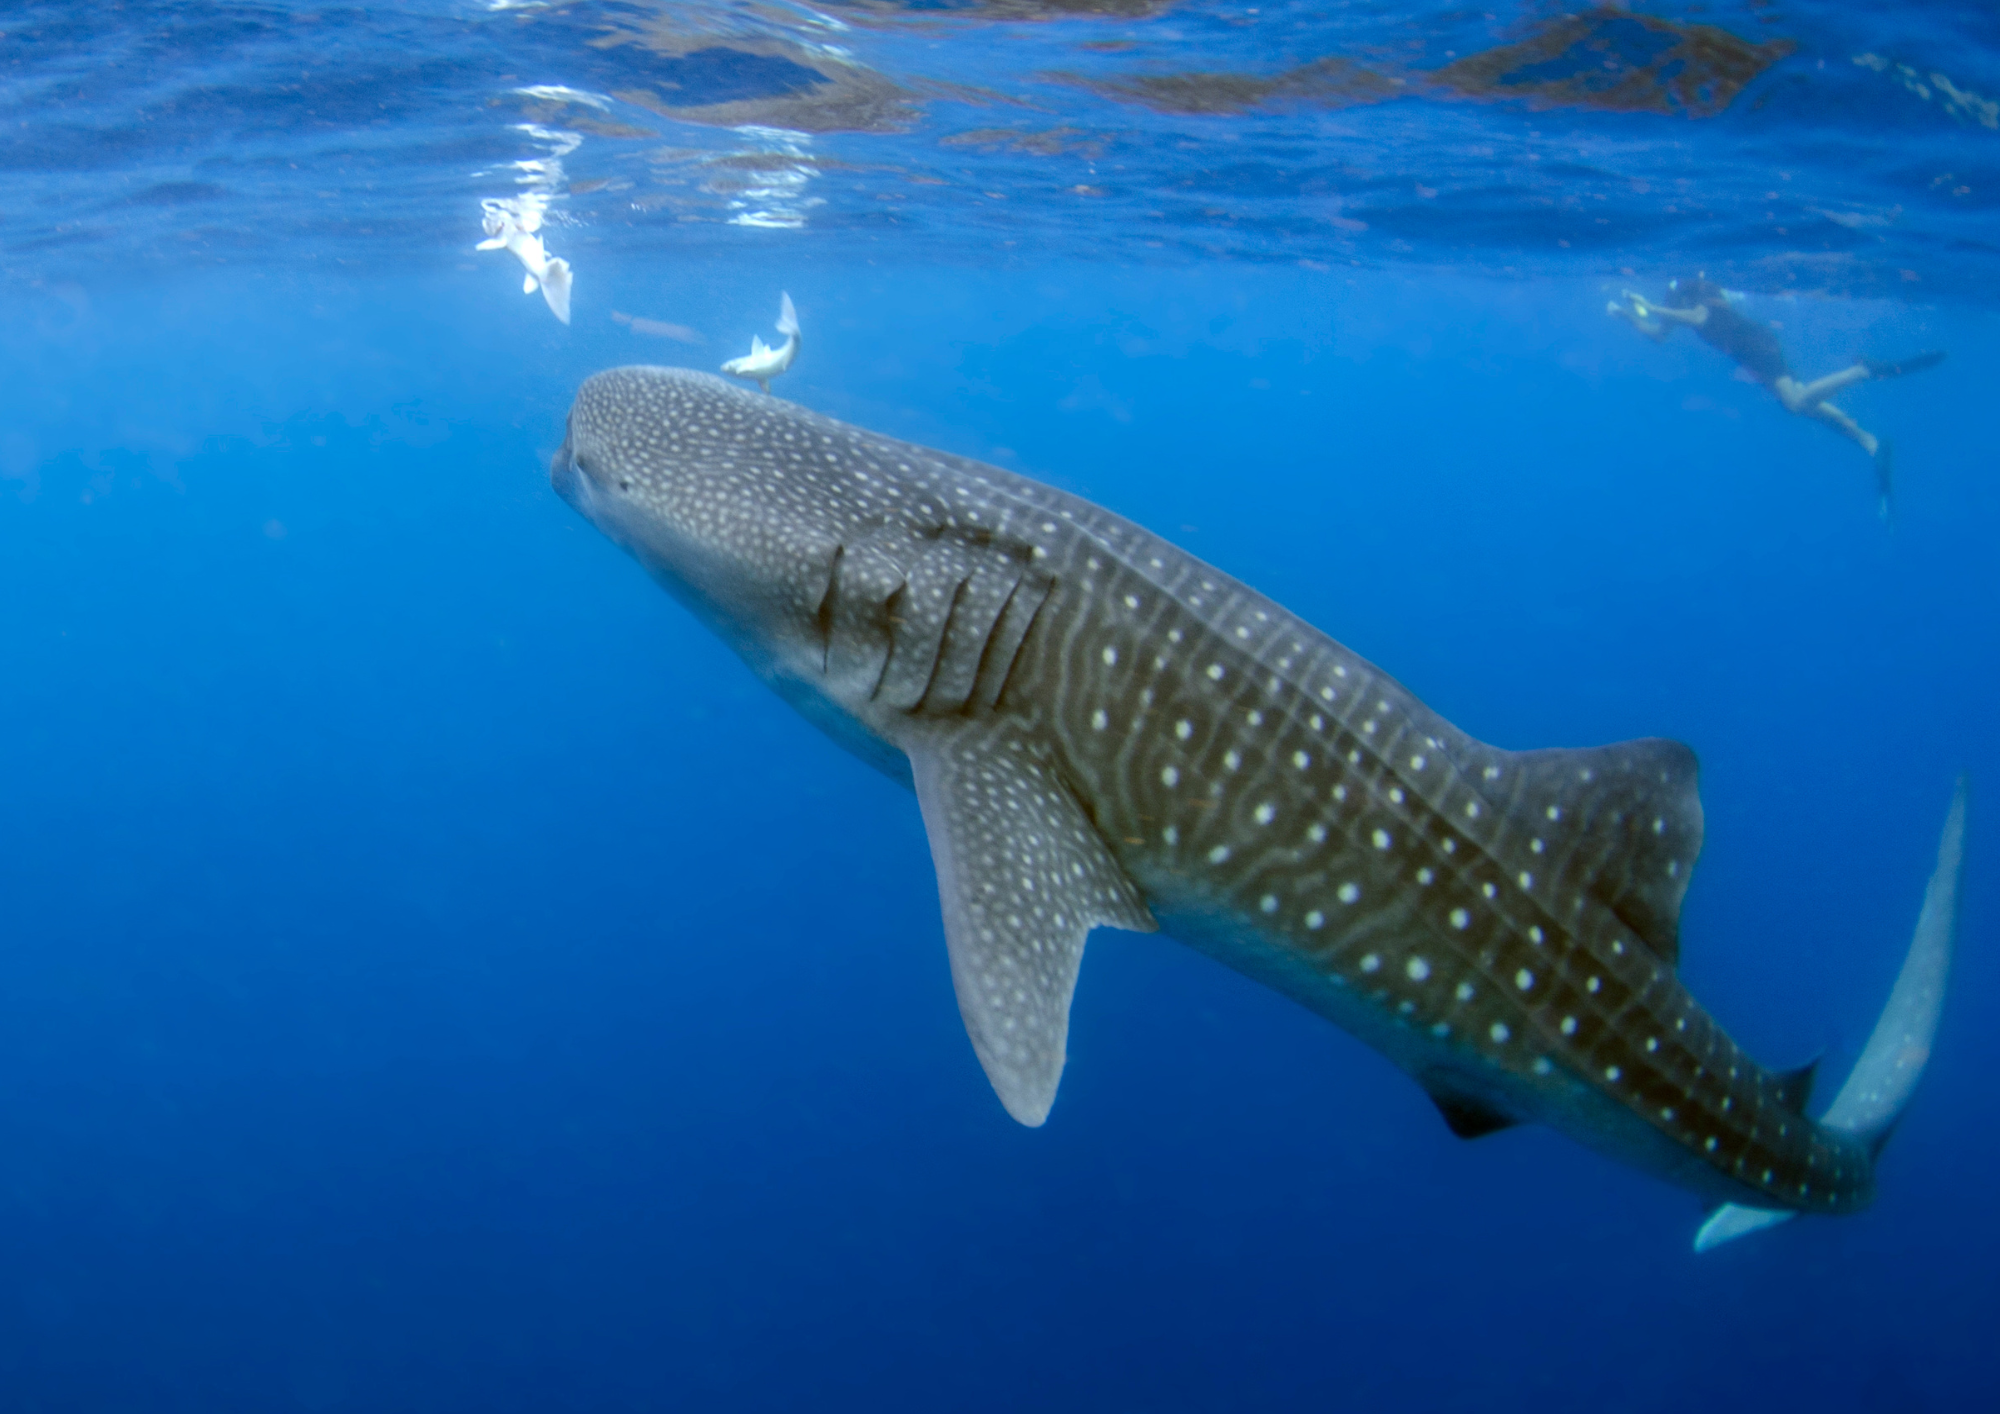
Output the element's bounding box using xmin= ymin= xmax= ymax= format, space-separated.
xmin=1864 ymin=351 xmax=1946 ymax=380
xmin=1874 ymin=441 xmax=1895 ymax=523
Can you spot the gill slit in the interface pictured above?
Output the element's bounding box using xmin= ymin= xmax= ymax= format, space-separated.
xmin=815 ymin=544 xmax=844 ymax=675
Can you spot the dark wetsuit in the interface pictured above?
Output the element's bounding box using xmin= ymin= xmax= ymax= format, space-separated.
xmin=1673 ymin=300 xmax=1790 ymax=385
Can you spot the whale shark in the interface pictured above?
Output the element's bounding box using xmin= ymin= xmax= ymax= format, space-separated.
xmin=551 ymin=365 xmax=1965 ymax=1246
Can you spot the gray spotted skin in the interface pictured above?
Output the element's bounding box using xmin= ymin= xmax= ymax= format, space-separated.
xmin=910 ymin=719 xmax=1154 ymax=1124
xmin=555 ymin=366 xmax=1879 ymax=1215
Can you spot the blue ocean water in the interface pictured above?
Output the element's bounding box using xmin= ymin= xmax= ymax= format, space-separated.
xmin=1 ymin=2 xmax=1995 ymax=1410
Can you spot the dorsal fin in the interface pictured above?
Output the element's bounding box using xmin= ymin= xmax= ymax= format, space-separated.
xmin=1485 ymin=738 xmax=1703 ymax=968
xmin=1773 ymin=1059 xmax=1818 ymax=1117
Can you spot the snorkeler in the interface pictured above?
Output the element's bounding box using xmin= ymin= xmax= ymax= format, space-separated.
xmin=1608 ymin=274 xmax=1943 ymax=519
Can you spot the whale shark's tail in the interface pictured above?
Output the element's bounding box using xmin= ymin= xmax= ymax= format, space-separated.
xmin=1696 ymin=777 xmax=1968 ymax=1251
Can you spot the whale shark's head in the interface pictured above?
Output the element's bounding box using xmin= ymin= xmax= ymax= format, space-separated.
xmin=551 ymin=365 xmax=941 ymax=783
xmin=553 ymin=367 xmax=857 ymax=667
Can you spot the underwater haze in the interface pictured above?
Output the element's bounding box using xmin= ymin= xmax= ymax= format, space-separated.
xmin=1 ymin=2 xmax=1996 ymax=1411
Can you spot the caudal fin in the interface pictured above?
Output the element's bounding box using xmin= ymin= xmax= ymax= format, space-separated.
xmin=776 ymin=291 xmax=799 ymax=338
xmin=1696 ymin=777 xmax=1968 ymax=1252
xmin=540 ymin=257 xmax=573 ymax=325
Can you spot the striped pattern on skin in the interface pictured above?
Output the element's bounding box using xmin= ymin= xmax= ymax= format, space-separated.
xmin=553 ymin=366 xmax=1875 ymax=1217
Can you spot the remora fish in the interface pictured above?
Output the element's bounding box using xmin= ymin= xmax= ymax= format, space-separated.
xmin=552 ymin=367 xmax=1965 ymax=1245
xmin=720 ymin=293 xmax=800 ymax=393
xmin=477 ymin=203 xmax=573 ymax=325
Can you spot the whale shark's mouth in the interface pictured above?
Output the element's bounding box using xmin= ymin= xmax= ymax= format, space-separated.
xmin=549 ymin=438 xmax=589 ymax=512
xmin=547 ymin=431 xmax=677 ymax=585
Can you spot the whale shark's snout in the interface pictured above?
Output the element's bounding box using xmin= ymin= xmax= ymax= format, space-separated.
xmin=549 ymin=427 xmax=584 ymax=506
xmin=550 ymin=367 xmax=865 ymax=703
xmin=551 ymin=367 xmax=791 ymax=587
xmin=549 ymin=425 xmax=622 ymax=549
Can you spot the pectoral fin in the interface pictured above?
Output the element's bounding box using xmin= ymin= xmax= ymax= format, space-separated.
xmin=908 ymin=722 xmax=1155 ymax=1126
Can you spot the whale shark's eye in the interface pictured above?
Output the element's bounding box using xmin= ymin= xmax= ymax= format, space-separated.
xmin=619 ymin=478 xmax=631 ymax=491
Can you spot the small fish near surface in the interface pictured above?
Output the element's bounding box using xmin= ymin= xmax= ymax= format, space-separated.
xmin=477 ymin=198 xmax=572 ymax=325
xmin=551 ymin=366 xmax=1967 ymax=1249
xmin=720 ymin=292 xmax=800 ymax=392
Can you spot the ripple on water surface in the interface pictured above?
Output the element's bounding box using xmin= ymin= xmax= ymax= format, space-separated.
xmin=0 ymin=1 xmax=1993 ymax=300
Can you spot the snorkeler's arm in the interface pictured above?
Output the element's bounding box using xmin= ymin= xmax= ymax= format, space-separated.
xmin=1607 ymin=295 xmax=1670 ymax=342
xmin=1624 ymin=292 xmax=1707 ymax=328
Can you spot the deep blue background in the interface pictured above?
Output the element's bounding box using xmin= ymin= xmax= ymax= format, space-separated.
xmin=0 ymin=262 xmax=1992 ymax=1411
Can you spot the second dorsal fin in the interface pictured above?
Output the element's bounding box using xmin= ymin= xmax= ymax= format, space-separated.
xmin=1483 ymin=738 xmax=1703 ymax=968
xmin=1419 ymin=1070 xmax=1519 ymax=1140
xmin=1429 ymin=1092 xmax=1518 ymax=1140
xmin=1773 ymin=1059 xmax=1818 ymax=1117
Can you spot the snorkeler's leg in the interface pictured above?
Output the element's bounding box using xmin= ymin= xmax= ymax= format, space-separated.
xmin=1778 ymin=365 xmax=1871 ymax=410
xmin=1808 ymin=401 xmax=1895 ymax=520
xmin=1804 ymin=400 xmax=1877 ymax=455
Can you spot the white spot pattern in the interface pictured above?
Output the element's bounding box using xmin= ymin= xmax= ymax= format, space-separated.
xmin=563 ymin=368 xmax=1850 ymax=1213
